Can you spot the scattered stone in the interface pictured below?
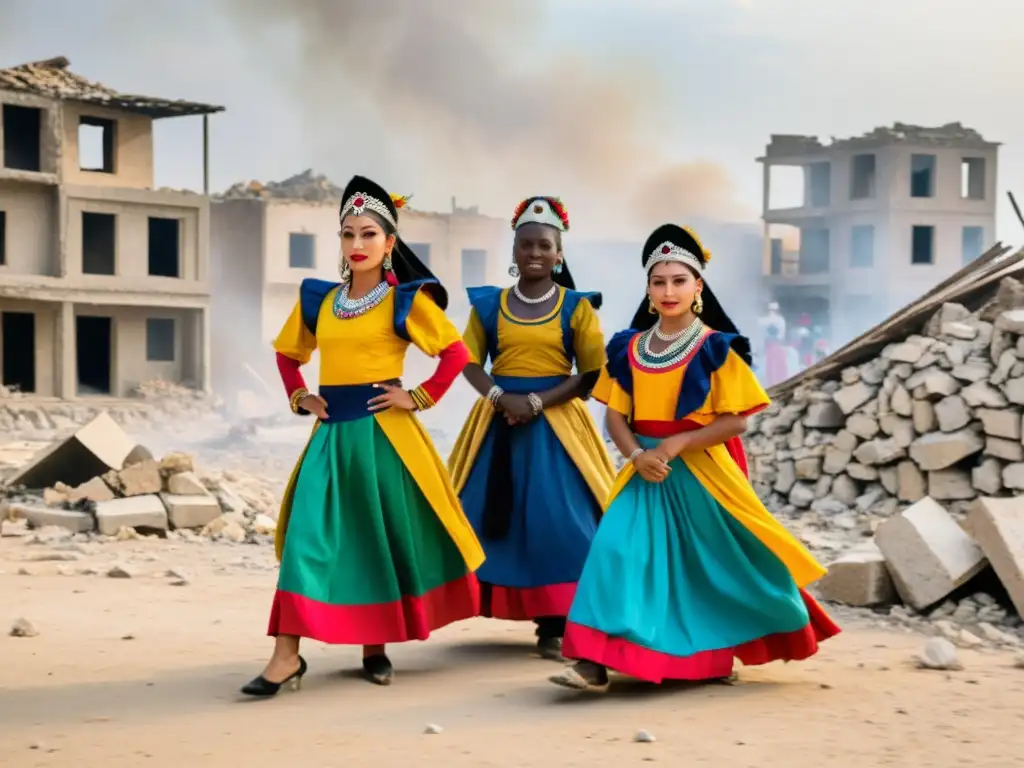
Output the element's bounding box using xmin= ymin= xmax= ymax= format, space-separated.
xmin=9 ymin=618 xmax=38 ymax=637
xmin=424 ymin=724 xmax=444 ymax=735
xmin=106 ymin=564 xmax=137 ymax=579
xmin=633 ymin=729 xmax=657 ymax=744
xmin=915 ymin=638 xmax=962 ymax=670
xmin=117 ymin=459 xmax=163 ymax=497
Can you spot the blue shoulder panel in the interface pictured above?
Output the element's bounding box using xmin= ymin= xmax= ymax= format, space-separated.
xmin=393 ymin=278 xmax=442 ymax=342
xmin=674 ymin=331 xmax=749 ymax=419
xmin=466 ymin=286 xmax=504 ymax=364
xmin=299 ymin=278 xmax=339 ymax=336
xmin=604 ymin=328 xmax=636 ymax=396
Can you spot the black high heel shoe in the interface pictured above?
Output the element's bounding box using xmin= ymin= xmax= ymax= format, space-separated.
xmin=362 ymin=653 xmax=394 ymax=686
xmin=240 ymin=655 xmax=307 ymax=697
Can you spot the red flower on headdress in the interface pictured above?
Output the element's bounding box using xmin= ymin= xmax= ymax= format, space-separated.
xmin=545 ymin=196 xmax=570 ymax=231
xmin=510 ymin=199 xmax=531 ymax=230
xmin=390 ymin=193 xmax=411 ymax=210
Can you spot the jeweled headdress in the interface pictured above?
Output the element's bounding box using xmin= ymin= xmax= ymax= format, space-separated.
xmin=510 ymin=196 xmax=570 ymax=232
xmin=338 ymin=175 xmax=410 ymax=230
xmin=643 ymin=225 xmax=710 ymax=274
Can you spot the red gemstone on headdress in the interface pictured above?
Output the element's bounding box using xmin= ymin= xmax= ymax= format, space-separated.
xmin=661 ymin=245 xmax=671 ymax=254
xmin=354 ymin=196 xmax=364 ymax=207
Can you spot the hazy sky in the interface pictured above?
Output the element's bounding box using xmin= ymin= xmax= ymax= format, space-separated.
xmin=2 ymin=0 xmax=1022 ymax=242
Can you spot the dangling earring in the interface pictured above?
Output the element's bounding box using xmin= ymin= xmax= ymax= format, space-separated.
xmin=339 ymin=259 xmax=351 ymax=281
xmin=693 ymin=293 xmax=704 ymax=314
xmin=508 ymin=262 xmax=520 ymax=278
xmin=552 ymin=262 xmax=563 ymax=275
xmin=648 ymin=297 xmax=657 ymax=315
xmin=382 ymin=252 xmax=393 ymax=272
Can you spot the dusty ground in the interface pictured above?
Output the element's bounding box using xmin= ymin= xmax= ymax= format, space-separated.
xmin=3 ymin=535 xmax=1024 ymax=768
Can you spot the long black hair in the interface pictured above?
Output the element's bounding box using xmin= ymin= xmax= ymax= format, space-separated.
xmin=339 ymin=174 xmax=449 ymax=310
xmin=630 ymin=223 xmax=750 ymax=364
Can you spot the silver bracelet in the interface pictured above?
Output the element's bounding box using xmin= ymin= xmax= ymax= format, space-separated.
xmin=627 ymin=448 xmax=644 ymax=463
xmin=486 ymin=385 xmax=505 ymax=407
xmin=527 ymin=393 xmax=543 ymax=415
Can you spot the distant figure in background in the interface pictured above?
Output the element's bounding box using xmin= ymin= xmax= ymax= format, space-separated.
xmin=448 ymin=196 xmax=615 ymax=660
xmin=762 ymin=326 xmax=789 ymax=387
xmin=795 ymin=314 xmax=814 ymax=368
xmin=241 ymin=176 xmax=484 ymax=696
xmin=812 ymin=325 xmax=830 ymax=364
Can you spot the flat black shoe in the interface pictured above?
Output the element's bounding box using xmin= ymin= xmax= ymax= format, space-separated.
xmin=536 ymin=636 xmax=565 ymax=661
xmin=240 ymin=655 xmax=307 ymax=697
xmin=362 ymin=653 xmax=393 ymax=686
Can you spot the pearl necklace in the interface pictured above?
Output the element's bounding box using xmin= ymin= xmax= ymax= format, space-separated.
xmin=512 ymin=283 xmax=557 ymax=305
xmin=654 ymin=322 xmax=687 ymax=342
xmin=333 ymin=280 xmax=391 ymax=320
xmin=638 ymin=318 xmax=706 ymax=369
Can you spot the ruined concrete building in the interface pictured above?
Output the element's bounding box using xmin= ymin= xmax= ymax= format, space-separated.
xmin=210 ymin=170 xmax=509 ymax=395
xmin=0 ymin=56 xmax=223 ymax=398
xmin=758 ymin=122 xmax=999 ymax=345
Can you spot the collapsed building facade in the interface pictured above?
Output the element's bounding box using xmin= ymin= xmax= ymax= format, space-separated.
xmin=210 ymin=170 xmax=510 ymax=395
xmin=0 ymin=56 xmax=223 ymax=399
xmin=758 ymin=122 xmax=1000 ymax=348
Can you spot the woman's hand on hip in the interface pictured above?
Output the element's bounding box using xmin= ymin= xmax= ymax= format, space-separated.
xmin=367 ymin=383 xmax=417 ymax=412
xmin=299 ymin=394 xmax=329 ymax=420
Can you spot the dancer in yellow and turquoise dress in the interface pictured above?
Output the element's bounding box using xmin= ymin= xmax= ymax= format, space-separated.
xmin=448 ymin=196 xmax=615 ymax=660
xmin=549 ymin=223 xmax=841 ymax=692
xmin=241 ymin=175 xmax=485 ymax=696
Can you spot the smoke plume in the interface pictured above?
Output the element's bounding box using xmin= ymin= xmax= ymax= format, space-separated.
xmin=215 ymin=0 xmax=752 ymax=235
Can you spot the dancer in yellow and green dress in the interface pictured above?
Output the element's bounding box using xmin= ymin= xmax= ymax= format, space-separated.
xmin=549 ymin=223 xmax=841 ymax=692
xmin=448 ymin=196 xmax=615 ymax=660
xmin=241 ymin=175 xmax=485 ymax=696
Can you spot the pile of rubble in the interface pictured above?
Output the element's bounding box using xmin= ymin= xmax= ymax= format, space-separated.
xmin=217 ymin=169 xmax=344 ymax=203
xmin=747 ymin=269 xmax=1024 ymax=649
xmin=1 ymin=413 xmax=282 ymax=545
xmin=0 ymin=378 xmax=224 ymax=440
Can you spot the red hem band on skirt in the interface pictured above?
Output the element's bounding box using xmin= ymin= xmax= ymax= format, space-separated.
xmin=563 ymin=589 xmax=842 ymax=684
xmin=268 ymin=573 xmax=481 ymax=645
xmin=482 ymin=582 xmax=576 ymax=620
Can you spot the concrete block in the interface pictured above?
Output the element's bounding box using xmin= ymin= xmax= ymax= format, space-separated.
xmin=874 ymin=497 xmax=988 ymax=610
xmin=167 ymin=471 xmax=207 ymax=496
xmin=5 ymin=502 xmax=94 ymax=533
xmin=817 ymin=542 xmax=896 ymax=607
xmin=67 ymin=476 xmax=115 ymax=503
xmin=94 ymin=496 xmax=168 ymax=536
xmin=966 ymin=498 xmax=1024 ymax=617
xmin=163 ymin=494 xmax=222 ymax=530
xmin=5 ymin=411 xmax=138 ymax=490
xmin=117 ymin=460 xmax=162 ymax=497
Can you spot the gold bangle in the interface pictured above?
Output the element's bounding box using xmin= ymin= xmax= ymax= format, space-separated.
xmin=289 ymin=387 xmax=310 ymax=414
xmin=410 ymin=386 xmax=435 ymax=411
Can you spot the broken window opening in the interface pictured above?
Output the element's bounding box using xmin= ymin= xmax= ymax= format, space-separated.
xmin=962 ymin=226 xmax=984 ymax=265
xmin=148 ymin=217 xmax=181 ymax=277
xmin=767 ymin=165 xmax=804 ymax=209
xmin=78 ymin=116 xmax=116 ymax=174
xmin=146 ymin=318 xmax=175 ymax=362
xmin=850 ymin=154 xmax=876 ymax=200
xmin=850 ymin=225 xmax=875 ymax=268
xmin=288 ymin=233 xmax=315 ymax=269
xmin=2 ymin=104 xmax=43 ymax=172
xmin=910 ymin=154 xmax=936 ymax=198
xmin=808 ymin=162 xmax=831 ymax=207
xmin=911 ymin=225 xmax=934 ymax=265
xmin=799 ymin=228 xmax=830 ymax=274
xmin=961 ymin=158 xmax=985 ymax=200
xmin=76 ymin=315 xmax=112 ymax=395
xmin=82 ymin=212 xmax=116 ymax=275
xmin=2 ymin=311 xmax=36 ymax=394
xmin=460 ymin=249 xmax=487 ymax=288
xmin=408 ymin=242 xmax=431 ymax=267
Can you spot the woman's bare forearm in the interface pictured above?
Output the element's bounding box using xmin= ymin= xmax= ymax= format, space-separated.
xmin=462 ymin=362 xmax=496 ymax=398
xmin=605 ymin=408 xmax=641 ymax=458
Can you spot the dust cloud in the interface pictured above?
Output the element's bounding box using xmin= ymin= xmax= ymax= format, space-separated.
xmin=213 ymin=0 xmax=753 ymax=236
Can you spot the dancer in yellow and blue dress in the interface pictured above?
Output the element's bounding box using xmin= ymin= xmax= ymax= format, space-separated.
xmin=241 ymin=175 xmax=484 ymax=696
xmin=448 ymin=196 xmax=615 ymax=660
xmin=549 ymin=223 xmax=841 ymax=692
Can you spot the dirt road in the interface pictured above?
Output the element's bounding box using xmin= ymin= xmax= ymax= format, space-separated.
xmin=3 ymin=535 xmax=1023 ymax=768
